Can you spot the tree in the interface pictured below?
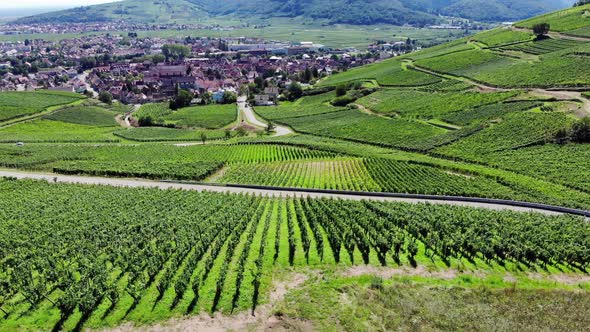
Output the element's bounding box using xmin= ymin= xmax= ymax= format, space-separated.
xmin=575 ymin=0 xmax=590 ymax=6
xmin=335 ymin=84 xmax=347 ymax=97
xmin=151 ymin=54 xmax=165 ymax=65
xmin=200 ymin=133 xmax=207 ymax=144
xmin=221 ymin=91 xmax=237 ymax=104
xmin=571 ymin=117 xmax=590 ymax=143
xmin=224 ymin=129 xmax=232 ymax=140
xmin=286 ymin=82 xmax=303 ymax=101
xmin=200 ymin=92 xmax=213 ymax=105
xmin=532 ymin=23 xmax=550 ymax=39
xmin=162 ymin=44 xmax=190 ymax=62
xmin=98 ymin=91 xmax=113 ymax=105
xmin=266 ymin=122 xmax=276 ymax=135
xmin=170 ymin=89 xmax=192 ymax=110
xmin=80 ymin=57 xmax=97 ymax=70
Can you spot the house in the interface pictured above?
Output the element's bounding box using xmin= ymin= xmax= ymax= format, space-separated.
xmin=48 ymin=86 xmax=75 ymax=93
xmin=254 ymin=94 xmax=273 ymax=106
xmin=264 ymin=87 xmax=280 ymax=98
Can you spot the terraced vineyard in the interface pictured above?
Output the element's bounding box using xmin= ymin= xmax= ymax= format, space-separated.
xmin=0 ymin=179 xmax=588 ymax=331
xmin=497 ymin=38 xmax=588 ymax=55
xmin=356 ymin=89 xmax=519 ymax=119
xmin=318 ymin=59 xmax=441 ymax=87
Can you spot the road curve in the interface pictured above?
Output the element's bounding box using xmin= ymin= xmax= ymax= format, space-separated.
xmin=0 ymin=169 xmax=576 ymax=216
xmin=237 ymin=96 xmax=293 ymax=137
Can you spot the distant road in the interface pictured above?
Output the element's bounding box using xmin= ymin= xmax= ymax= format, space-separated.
xmin=0 ymin=169 xmax=579 ymax=216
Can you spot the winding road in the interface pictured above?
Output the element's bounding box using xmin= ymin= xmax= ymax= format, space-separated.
xmin=1 ymin=169 xmax=583 ymax=216
xmin=238 ymin=96 xmax=293 ymax=136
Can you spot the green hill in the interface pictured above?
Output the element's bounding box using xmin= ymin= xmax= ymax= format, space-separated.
xmin=14 ymin=0 xmax=575 ymax=25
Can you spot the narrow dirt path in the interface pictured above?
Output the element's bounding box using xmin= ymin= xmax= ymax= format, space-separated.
xmin=532 ymin=89 xmax=590 ymax=115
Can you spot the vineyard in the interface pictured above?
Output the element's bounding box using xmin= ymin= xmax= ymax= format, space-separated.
xmin=0 ymin=119 xmax=119 ymax=143
xmin=497 ymin=38 xmax=588 ymax=55
xmin=44 ymin=105 xmax=118 ymax=127
xmin=218 ymin=158 xmax=521 ymax=198
xmin=163 ymin=104 xmax=237 ymax=129
xmin=0 ymin=179 xmax=588 ymax=330
xmin=356 ymin=89 xmax=518 ymax=119
xmin=515 ymin=4 xmax=590 ymax=32
xmin=436 ymin=112 xmax=574 ymax=159
xmin=113 ymin=127 xmax=229 ymax=142
xmin=318 ymin=59 xmax=441 ymax=87
xmin=470 ymin=28 xmax=532 ymax=47
xmin=441 ymin=101 xmax=542 ymax=126
xmin=0 ymin=91 xmax=84 ymax=122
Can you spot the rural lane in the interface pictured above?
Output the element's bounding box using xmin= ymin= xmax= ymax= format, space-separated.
xmin=237 ymin=96 xmax=293 ymax=136
xmin=0 ymin=169 xmax=574 ymax=216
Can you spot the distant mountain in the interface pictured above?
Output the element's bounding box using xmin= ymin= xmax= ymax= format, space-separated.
xmin=13 ymin=0 xmax=576 ymax=25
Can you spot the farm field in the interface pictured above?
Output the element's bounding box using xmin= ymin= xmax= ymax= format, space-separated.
xmin=218 ymin=158 xmax=521 ymax=199
xmin=356 ymin=89 xmax=519 ymax=119
xmin=412 ymin=41 xmax=590 ymax=88
xmin=0 ymin=179 xmax=588 ymax=331
xmin=113 ymin=127 xmax=229 ymax=142
xmin=470 ymin=28 xmax=533 ymax=47
xmin=3 ymin=4 xmax=590 ymax=330
xmin=0 ymin=91 xmax=84 ymax=122
xmin=135 ymin=103 xmax=237 ymax=129
xmin=515 ymin=4 xmax=590 ymax=33
xmin=318 ymin=59 xmax=441 ymax=87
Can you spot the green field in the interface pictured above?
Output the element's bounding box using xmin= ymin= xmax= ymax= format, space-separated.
xmin=114 ymin=127 xmax=229 ymax=142
xmin=0 ymin=178 xmax=588 ymax=331
xmin=2 ymin=4 xmax=590 ymax=330
xmin=470 ymin=28 xmax=533 ymax=47
xmin=135 ymin=103 xmax=237 ymax=129
xmin=164 ymin=104 xmax=237 ymax=129
xmin=0 ymin=20 xmax=469 ymax=50
xmin=318 ymin=59 xmax=441 ymax=87
xmin=44 ymin=105 xmax=118 ymax=127
xmin=0 ymin=91 xmax=84 ymax=122
xmin=516 ymin=4 xmax=590 ymax=33
xmin=357 ymin=89 xmax=518 ymax=119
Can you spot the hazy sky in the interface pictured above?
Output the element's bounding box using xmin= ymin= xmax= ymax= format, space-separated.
xmin=0 ymin=0 xmax=121 ymax=9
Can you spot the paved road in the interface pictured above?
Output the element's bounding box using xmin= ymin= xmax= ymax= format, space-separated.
xmin=76 ymin=71 xmax=98 ymax=98
xmin=0 ymin=169 xmax=568 ymax=216
xmin=237 ymin=96 xmax=293 ymax=137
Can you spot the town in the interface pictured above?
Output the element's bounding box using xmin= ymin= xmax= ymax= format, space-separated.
xmin=0 ymin=26 xmax=422 ymax=105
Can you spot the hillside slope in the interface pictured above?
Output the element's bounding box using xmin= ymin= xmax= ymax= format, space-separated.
xmin=14 ymin=0 xmax=574 ymax=25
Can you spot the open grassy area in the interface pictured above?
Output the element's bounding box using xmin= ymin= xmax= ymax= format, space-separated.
xmin=278 ymin=273 xmax=590 ymax=331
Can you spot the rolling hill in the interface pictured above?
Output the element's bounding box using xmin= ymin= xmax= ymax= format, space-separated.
xmin=14 ymin=0 xmax=576 ymax=26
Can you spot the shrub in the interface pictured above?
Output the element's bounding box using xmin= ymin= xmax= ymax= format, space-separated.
xmin=98 ymin=91 xmax=113 ymax=105
xmin=335 ymin=84 xmax=347 ymax=97
xmin=331 ymin=95 xmax=357 ymax=106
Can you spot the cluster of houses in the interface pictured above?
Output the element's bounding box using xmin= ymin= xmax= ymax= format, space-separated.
xmin=87 ymin=53 xmax=368 ymax=104
xmin=0 ymin=32 xmax=382 ymax=101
